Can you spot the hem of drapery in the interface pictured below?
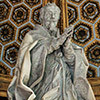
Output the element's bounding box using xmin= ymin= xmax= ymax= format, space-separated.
xmin=28 ymin=93 xmax=36 ymax=100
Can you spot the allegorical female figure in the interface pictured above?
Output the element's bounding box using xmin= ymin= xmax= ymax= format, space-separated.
xmin=7 ymin=3 xmax=96 ymax=100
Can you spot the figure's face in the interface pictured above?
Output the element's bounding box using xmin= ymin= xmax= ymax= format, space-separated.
xmin=43 ymin=6 xmax=60 ymax=30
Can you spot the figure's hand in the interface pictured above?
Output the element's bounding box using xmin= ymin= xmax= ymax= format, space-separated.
xmin=63 ymin=25 xmax=74 ymax=48
xmin=48 ymin=25 xmax=74 ymax=53
xmin=63 ymin=25 xmax=74 ymax=38
xmin=55 ymin=25 xmax=74 ymax=47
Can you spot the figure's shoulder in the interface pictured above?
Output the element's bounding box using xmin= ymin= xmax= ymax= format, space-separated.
xmin=27 ymin=24 xmax=50 ymax=38
xmin=26 ymin=25 xmax=41 ymax=35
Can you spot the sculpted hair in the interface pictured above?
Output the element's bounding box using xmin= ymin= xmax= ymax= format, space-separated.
xmin=39 ymin=3 xmax=61 ymax=23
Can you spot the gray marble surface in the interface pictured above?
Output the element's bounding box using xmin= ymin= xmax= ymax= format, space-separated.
xmin=7 ymin=3 xmax=96 ymax=100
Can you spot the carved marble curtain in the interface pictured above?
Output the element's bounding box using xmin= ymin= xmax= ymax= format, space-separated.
xmin=0 ymin=0 xmax=100 ymax=97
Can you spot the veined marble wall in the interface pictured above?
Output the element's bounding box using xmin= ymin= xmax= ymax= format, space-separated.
xmin=0 ymin=0 xmax=100 ymax=78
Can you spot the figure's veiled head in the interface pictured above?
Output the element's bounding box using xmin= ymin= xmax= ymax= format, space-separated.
xmin=39 ymin=3 xmax=61 ymax=30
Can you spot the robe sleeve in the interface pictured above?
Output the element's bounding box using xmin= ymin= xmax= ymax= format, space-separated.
xmin=7 ymin=33 xmax=38 ymax=100
xmin=73 ymin=47 xmax=96 ymax=100
xmin=7 ymin=29 xmax=49 ymax=100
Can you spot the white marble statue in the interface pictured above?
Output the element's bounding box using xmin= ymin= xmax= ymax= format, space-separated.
xmin=7 ymin=3 xmax=96 ymax=100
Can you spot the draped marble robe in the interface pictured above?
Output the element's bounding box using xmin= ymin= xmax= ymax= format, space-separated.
xmin=7 ymin=24 xmax=95 ymax=100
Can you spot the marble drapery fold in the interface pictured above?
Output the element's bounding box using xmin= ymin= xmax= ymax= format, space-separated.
xmin=7 ymin=25 xmax=95 ymax=100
